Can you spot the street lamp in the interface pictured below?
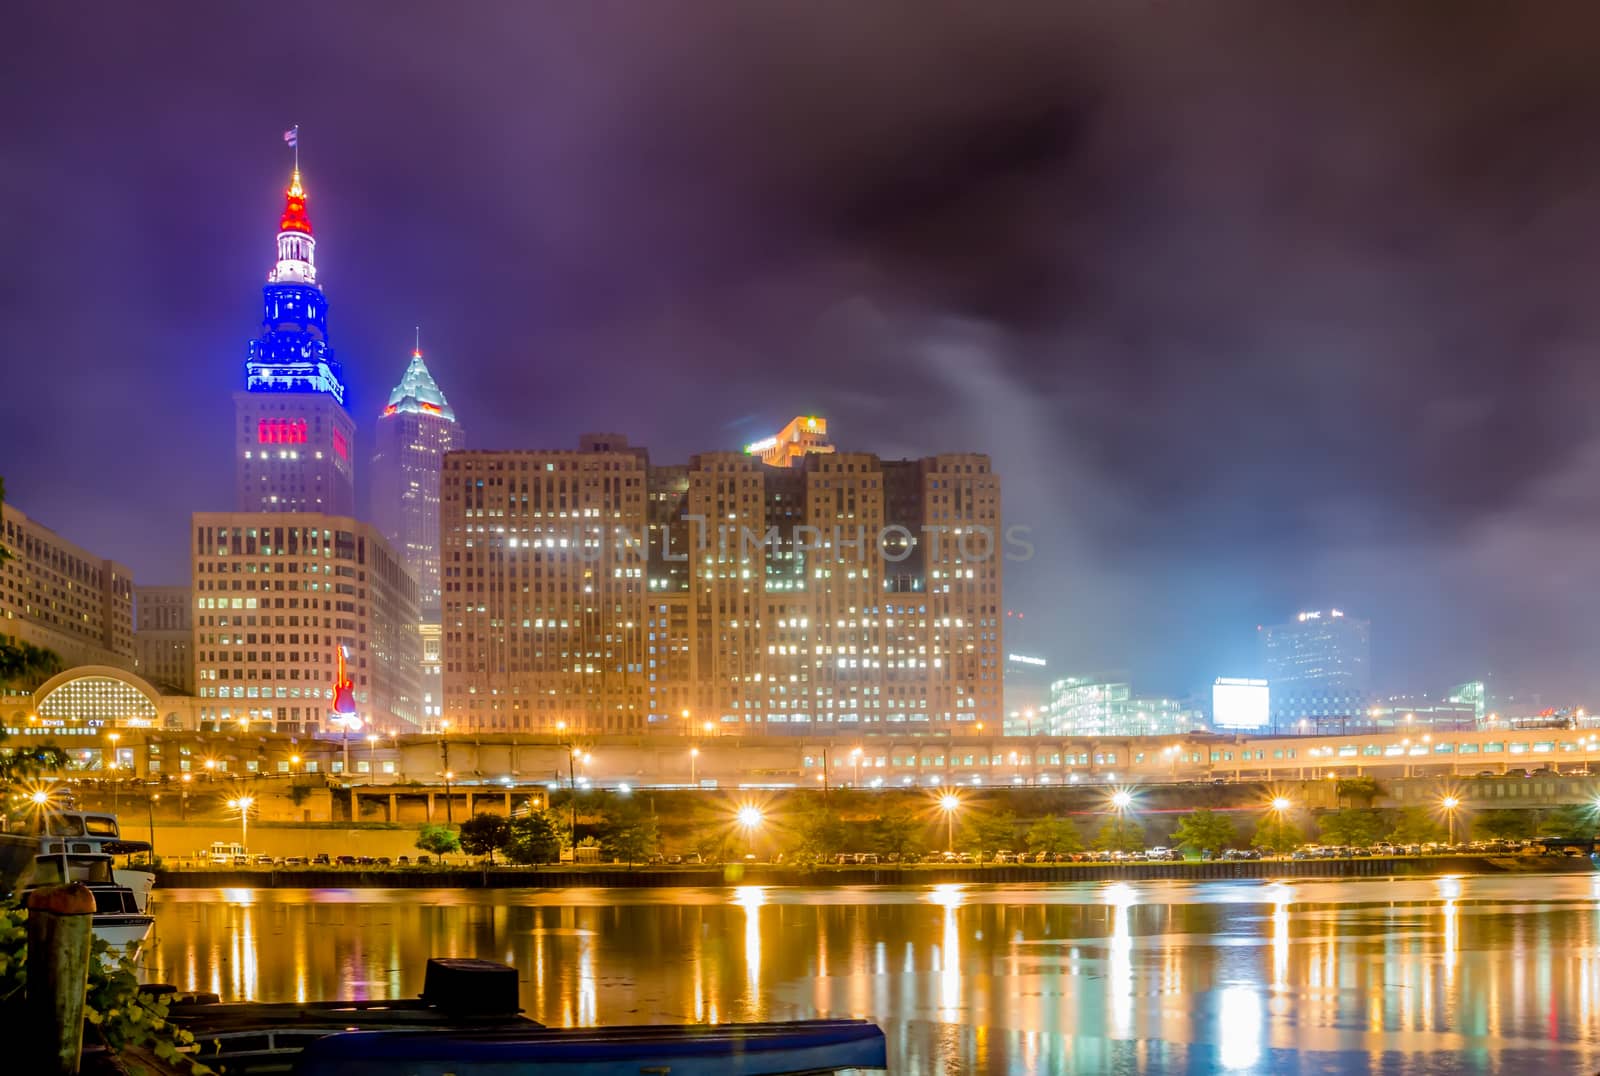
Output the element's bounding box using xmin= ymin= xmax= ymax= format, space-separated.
xmin=227 ymin=795 xmax=255 ymax=851
xmin=1269 ymin=796 xmax=1292 ymax=857
xmin=443 ymin=770 xmax=455 ymax=825
xmin=1108 ymin=789 xmax=1135 ymax=853
xmin=1440 ymin=796 xmax=1461 ymax=845
xmin=366 ymin=733 xmax=380 ymax=781
xmin=736 ymin=805 xmax=764 ymax=857
xmin=690 ymin=746 xmax=700 ymax=787
xmin=107 ymin=732 xmax=121 ymax=817
xmin=850 ymin=746 xmax=863 ymax=786
xmin=939 ymin=793 xmax=961 ymax=852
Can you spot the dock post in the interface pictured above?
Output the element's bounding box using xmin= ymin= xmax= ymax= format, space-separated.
xmin=25 ymin=883 xmax=98 ymax=1075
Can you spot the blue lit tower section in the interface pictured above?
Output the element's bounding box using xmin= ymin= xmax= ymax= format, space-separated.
xmin=233 ymin=168 xmax=357 ymax=515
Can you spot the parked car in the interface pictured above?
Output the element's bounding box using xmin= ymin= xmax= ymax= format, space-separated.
xmin=336 ymin=855 xmax=357 ymax=866
xmin=666 ymin=854 xmax=683 ymax=865
xmin=855 ymin=852 xmax=880 ymax=865
xmin=993 ymin=850 xmax=1017 ymax=864
xmin=376 ymin=857 xmax=392 ymax=866
xmin=253 ymin=854 xmax=274 ymax=866
xmin=285 ymin=856 xmax=307 ymax=866
xmin=397 ymin=855 xmax=411 ymax=865
xmin=312 ymin=853 xmax=331 ymax=865
xmin=416 ymin=855 xmax=432 ymax=865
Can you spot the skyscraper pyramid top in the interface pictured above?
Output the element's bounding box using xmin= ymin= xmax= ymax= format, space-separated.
xmin=382 ymin=337 xmax=456 ymax=421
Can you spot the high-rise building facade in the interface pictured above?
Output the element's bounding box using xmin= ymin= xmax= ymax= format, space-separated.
xmin=133 ymin=585 xmax=192 ymax=694
xmin=441 ymin=425 xmax=1003 ymax=735
xmin=370 ymin=338 xmax=461 ymax=619
xmin=234 ymin=168 xmax=356 ymax=515
xmin=1260 ymin=608 xmax=1371 ymax=724
xmin=190 ymin=513 xmax=421 ymax=733
xmin=0 ymin=501 xmax=134 ymax=671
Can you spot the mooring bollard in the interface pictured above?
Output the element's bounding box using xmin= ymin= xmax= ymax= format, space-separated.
xmin=26 ymin=883 xmax=98 ymax=1075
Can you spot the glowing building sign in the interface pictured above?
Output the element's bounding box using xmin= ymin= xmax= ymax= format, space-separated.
xmin=257 ymin=418 xmax=308 ymax=445
xmin=331 ymin=429 xmax=349 ymax=461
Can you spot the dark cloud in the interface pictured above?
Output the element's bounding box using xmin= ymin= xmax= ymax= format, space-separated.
xmin=4 ymin=2 xmax=1599 ymax=700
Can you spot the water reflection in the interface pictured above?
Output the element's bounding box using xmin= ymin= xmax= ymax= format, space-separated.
xmin=146 ymin=875 xmax=1600 ymax=1074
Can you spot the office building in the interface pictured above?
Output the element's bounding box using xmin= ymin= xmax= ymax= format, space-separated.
xmin=191 ymin=512 xmax=421 ymax=733
xmin=440 ymin=422 xmax=1002 ymax=735
xmin=370 ymin=336 xmax=462 ymax=619
xmin=0 ymin=500 xmax=134 ymax=672
xmin=1260 ymin=608 xmax=1371 ymax=724
xmin=743 ymin=415 xmax=834 ymax=468
xmin=133 ymin=585 xmax=193 ymax=694
xmin=233 ymin=166 xmax=356 ymax=515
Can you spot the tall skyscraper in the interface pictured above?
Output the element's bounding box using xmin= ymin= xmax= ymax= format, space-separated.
xmin=370 ymin=335 xmax=461 ymax=619
xmin=440 ymin=423 xmax=1003 ymax=736
xmin=1260 ymin=608 xmax=1372 ymax=726
xmin=234 ymin=166 xmax=356 ymax=515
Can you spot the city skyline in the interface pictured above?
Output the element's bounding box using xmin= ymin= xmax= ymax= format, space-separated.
xmin=7 ymin=6 xmax=1600 ymax=700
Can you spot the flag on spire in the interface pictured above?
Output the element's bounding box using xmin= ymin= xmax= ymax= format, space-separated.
xmin=283 ymin=126 xmax=298 ymax=148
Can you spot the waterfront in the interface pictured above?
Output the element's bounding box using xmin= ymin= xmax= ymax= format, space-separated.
xmin=144 ymin=876 xmax=1600 ymax=1074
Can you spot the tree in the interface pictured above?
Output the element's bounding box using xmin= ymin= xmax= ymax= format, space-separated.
xmin=1389 ymin=806 xmax=1447 ymax=846
xmin=788 ymin=802 xmax=850 ymax=866
xmin=458 ymin=812 xmax=511 ymax=864
xmin=1025 ymin=815 xmax=1084 ymax=856
xmin=1538 ymin=804 xmax=1597 ymax=841
xmin=1334 ymin=776 xmax=1382 ymax=807
xmin=1251 ymin=814 xmax=1304 ymax=855
xmin=1317 ymin=808 xmax=1385 ymax=848
xmin=506 ymin=810 xmax=565 ymax=865
xmin=963 ymin=811 xmax=1018 ymax=858
xmin=1094 ymin=816 xmax=1146 ymax=853
xmin=415 ymin=823 xmax=460 ymax=860
xmin=1170 ymin=809 xmax=1236 ymax=855
xmin=0 ymin=637 xmax=62 ymax=689
xmin=1472 ymin=809 xmax=1535 ymax=841
xmin=865 ymin=806 xmax=925 ymax=860
xmin=598 ymin=801 xmax=660 ymax=866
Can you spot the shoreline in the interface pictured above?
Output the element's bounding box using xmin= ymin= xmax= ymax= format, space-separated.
xmin=153 ymin=853 xmax=1596 ymax=890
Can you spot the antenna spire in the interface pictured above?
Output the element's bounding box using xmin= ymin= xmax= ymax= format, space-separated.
xmin=414 ymin=325 xmax=421 ymax=357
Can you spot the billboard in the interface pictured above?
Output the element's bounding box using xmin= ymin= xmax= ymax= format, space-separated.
xmin=1213 ymin=678 xmax=1270 ymax=729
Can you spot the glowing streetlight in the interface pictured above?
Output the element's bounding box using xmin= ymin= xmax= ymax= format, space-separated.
xmin=1440 ymin=795 xmax=1461 ymax=845
xmin=736 ymin=804 xmax=764 ymax=856
xmin=30 ymin=788 xmax=51 ymax=806
xmin=703 ymin=721 xmax=714 ymax=735
xmin=1268 ymin=796 xmax=1292 ymax=858
xmin=850 ymin=746 xmax=863 ymax=786
xmin=227 ymin=794 xmax=255 ymax=849
xmin=1112 ymin=790 xmax=1134 ymax=810
xmin=106 ymin=732 xmax=122 ymax=814
xmin=690 ymin=746 xmax=700 ymax=787
xmin=938 ymin=793 xmax=961 ymax=852
xmin=366 ymin=733 xmax=380 ymax=780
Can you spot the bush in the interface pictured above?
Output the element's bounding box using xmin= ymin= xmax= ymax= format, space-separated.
xmin=0 ymin=902 xmax=212 ymax=1072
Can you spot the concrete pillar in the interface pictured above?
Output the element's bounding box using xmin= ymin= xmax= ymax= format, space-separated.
xmin=426 ymin=793 xmax=435 ymax=822
xmin=389 ymin=793 xmax=398 ymax=822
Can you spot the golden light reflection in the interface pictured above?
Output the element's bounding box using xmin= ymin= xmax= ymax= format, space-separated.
xmin=577 ymin=931 xmax=596 ymax=1026
xmin=926 ymin=884 xmax=965 ymax=1022
xmin=733 ymin=885 xmax=766 ymax=1016
xmin=1104 ymin=882 xmax=1134 ymax=1039
xmin=1269 ymin=883 xmax=1292 ymax=989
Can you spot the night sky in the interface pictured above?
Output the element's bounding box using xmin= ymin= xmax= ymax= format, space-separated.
xmin=6 ymin=4 xmax=1599 ymax=702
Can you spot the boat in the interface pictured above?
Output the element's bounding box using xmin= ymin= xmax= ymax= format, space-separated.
xmin=145 ymin=958 xmax=888 ymax=1076
xmin=23 ymin=850 xmax=155 ymax=951
xmin=11 ymin=808 xmax=157 ymax=951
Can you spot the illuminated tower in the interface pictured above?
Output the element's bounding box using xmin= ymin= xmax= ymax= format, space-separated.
xmin=233 ymin=167 xmax=356 ymax=514
xmin=370 ymin=333 xmax=462 ymax=620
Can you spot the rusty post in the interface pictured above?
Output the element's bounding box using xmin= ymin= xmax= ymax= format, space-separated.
xmin=26 ymin=883 xmax=98 ymax=1075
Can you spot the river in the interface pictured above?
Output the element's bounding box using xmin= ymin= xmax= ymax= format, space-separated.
xmin=144 ymin=874 xmax=1600 ymax=1073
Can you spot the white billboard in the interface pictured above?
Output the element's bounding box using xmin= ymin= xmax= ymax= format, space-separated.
xmin=1213 ymin=678 xmax=1270 ymax=729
